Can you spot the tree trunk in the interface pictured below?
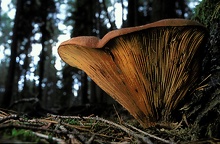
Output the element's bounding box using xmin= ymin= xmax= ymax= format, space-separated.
xmin=90 ymin=80 xmax=97 ymax=104
xmin=81 ymin=72 xmax=88 ymax=104
xmin=189 ymin=0 xmax=220 ymax=138
xmin=151 ymin=0 xmax=176 ymax=22
xmin=38 ymin=1 xmax=48 ymax=103
xmin=127 ymin=0 xmax=138 ymax=26
xmin=38 ymin=35 xmax=46 ymax=102
xmin=2 ymin=0 xmax=22 ymax=108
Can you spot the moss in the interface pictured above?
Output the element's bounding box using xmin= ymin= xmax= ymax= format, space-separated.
xmin=0 ymin=128 xmax=41 ymax=143
xmin=189 ymin=0 xmax=220 ymax=140
xmin=192 ymin=0 xmax=220 ymax=27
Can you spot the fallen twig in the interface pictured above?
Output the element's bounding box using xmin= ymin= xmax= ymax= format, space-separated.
xmin=48 ymin=114 xmax=174 ymax=143
xmin=125 ymin=123 xmax=174 ymax=144
xmin=31 ymin=131 xmax=66 ymax=144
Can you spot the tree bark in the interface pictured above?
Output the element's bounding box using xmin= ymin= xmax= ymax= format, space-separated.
xmin=127 ymin=0 xmax=138 ymax=26
xmin=90 ymin=80 xmax=97 ymax=104
xmin=2 ymin=0 xmax=22 ymax=108
xmin=81 ymin=72 xmax=88 ymax=104
xmin=151 ymin=0 xmax=176 ymax=22
xmin=38 ymin=15 xmax=47 ymax=103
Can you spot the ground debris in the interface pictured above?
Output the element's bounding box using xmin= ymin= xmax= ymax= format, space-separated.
xmin=0 ymin=109 xmax=219 ymax=144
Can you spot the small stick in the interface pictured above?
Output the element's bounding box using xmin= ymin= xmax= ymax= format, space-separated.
xmin=31 ymin=131 xmax=66 ymax=144
xmin=125 ymin=123 xmax=174 ymax=144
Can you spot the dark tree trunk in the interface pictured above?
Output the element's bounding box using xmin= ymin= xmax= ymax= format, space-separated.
xmin=151 ymin=0 xmax=176 ymax=22
xmin=189 ymin=0 xmax=220 ymax=138
xmin=127 ymin=0 xmax=138 ymax=26
xmin=38 ymin=1 xmax=48 ymax=102
xmin=90 ymin=80 xmax=97 ymax=104
xmin=20 ymin=38 xmax=31 ymax=97
xmin=80 ymin=0 xmax=94 ymax=104
xmin=81 ymin=72 xmax=88 ymax=104
xmin=71 ymin=0 xmax=95 ymax=105
xmin=38 ymin=34 xmax=46 ymax=102
xmin=2 ymin=0 xmax=22 ymax=108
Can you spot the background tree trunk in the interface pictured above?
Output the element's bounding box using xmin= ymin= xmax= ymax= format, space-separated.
xmin=2 ymin=0 xmax=22 ymax=108
xmin=151 ymin=0 xmax=176 ymax=22
xmin=127 ymin=0 xmax=138 ymax=26
xmin=81 ymin=72 xmax=88 ymax=104
xmin=188 ymin=0 xmax=220 ymax=138
xmin=38 ymin=21 xmax=46 ymax=102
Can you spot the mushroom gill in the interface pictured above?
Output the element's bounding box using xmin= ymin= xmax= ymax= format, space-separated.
xmin=58 ymin=19 xmax=208 ymax=128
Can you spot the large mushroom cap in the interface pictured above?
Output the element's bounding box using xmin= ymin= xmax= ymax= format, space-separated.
xmin=58 ymin=19 xmax=208 ymax=127
xmin=60 ymin=19 xmax=205 ymax=49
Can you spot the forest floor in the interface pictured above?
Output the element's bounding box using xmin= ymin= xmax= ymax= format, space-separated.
xmin=0 ymin=105 xmax=219 ymax=144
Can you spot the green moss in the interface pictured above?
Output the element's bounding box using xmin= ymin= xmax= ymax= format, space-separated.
xmin=11 ymin=128 xmax=40 ymax=142
xmin=192 ymin=0 xmax=220 ymax=27
xmin=190 ymin=0 xmax=220 ymax=140
xmin=0 ymin=128 xmax=41 ymax=143
xmin=63 ymin=118 xmax=79 ymax=125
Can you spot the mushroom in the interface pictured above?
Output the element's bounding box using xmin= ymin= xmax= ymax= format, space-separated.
xmin=58 ymin=19 xmax=208 ymax=128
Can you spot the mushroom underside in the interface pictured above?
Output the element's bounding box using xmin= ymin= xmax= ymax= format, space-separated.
xmin=58 ymin=25 xmax=207 ymax=127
